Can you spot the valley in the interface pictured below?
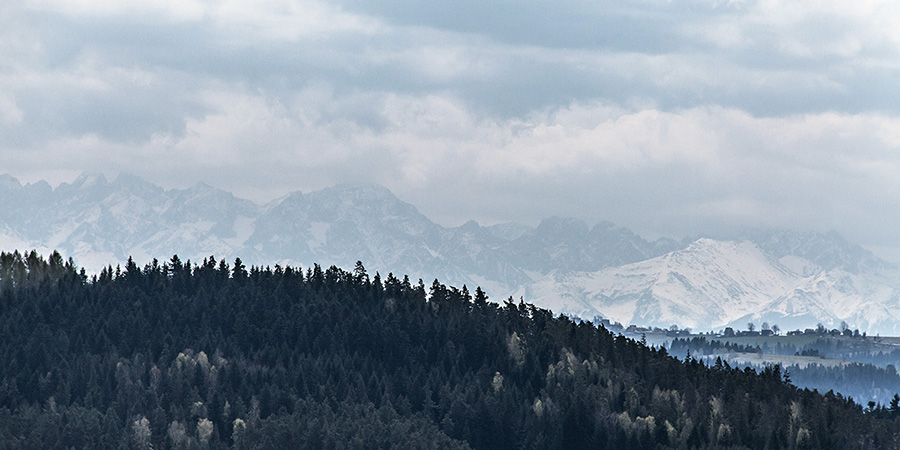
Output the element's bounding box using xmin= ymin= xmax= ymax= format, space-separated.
xmin=631 ymin=328 xmax=900 ymax=404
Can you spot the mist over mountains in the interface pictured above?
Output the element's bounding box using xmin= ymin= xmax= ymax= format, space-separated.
xmin=2 ymin=173 xmax=898 ymax=334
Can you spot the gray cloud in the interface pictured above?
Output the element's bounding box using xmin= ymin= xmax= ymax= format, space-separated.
xmin=2 ymin=0 xmax=900 ymax=260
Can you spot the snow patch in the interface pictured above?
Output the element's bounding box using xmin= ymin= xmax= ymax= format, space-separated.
xmin=226 ymin=216 xmax=256 ymax=248
xmin=308 ymin=222 xmax=329 ymax=249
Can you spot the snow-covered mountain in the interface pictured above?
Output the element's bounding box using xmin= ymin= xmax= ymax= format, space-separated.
xmin=523 ymin=239 xmax=795 ymax=329
xmin=2 ymin=173 xmax=899 ymax=334
xmin=525 ymin=238 xmax=900 ymax=334
xmin=0 ymin=173 xmax=260 ymax=271
xmin=0 ymin=173 xmax=668 ymax=290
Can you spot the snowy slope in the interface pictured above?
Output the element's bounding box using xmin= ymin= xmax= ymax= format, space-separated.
xmin=733 ymin=268 xmax=900 ymax=335
xmin=2 ymin=173 xmax=899 ymax=334
xmin=525 ymin=239 xmax=900 ymax=334
xmin=525 ymin=239 xmax=797 ymax=329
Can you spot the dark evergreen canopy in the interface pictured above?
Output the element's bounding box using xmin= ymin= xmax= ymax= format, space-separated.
xmin=0 ymin=250 xmax=897 ymax=449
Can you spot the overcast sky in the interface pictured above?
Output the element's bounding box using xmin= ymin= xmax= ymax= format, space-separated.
xmin=2 ymin=0 xmax=900 ymax=259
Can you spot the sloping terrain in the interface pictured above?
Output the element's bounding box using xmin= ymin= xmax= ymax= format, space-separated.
xmin=2 ymin=173 xmax=898 ymax=334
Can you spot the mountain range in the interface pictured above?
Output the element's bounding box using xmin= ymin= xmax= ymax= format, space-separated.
xmin=2 ymin=173 xmax=899 ymax=334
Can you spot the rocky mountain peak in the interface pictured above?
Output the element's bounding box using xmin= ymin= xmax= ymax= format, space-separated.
xmin=2 ymin=173 xmax=898 ymax=334
xmin=0 ymin=174 xmax=22 ymax=191
xmin=739 ymin=228 xmax=881 ymax=273
xmin=533 ymin=216 xmax=590 ymax=237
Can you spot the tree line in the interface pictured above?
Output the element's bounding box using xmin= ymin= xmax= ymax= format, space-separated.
xmin=0 ymin=250 xmax=899 ymax=448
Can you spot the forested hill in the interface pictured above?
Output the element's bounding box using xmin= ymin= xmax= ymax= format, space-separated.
xmin=0 ymin=251 xmax=898 ymax=449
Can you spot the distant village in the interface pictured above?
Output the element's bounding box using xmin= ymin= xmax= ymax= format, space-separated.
xmin=594 ymin=317 xmax=868 ymax=339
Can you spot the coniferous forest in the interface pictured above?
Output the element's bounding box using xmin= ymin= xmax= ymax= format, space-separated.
xmin=2 ymin=250 xmax=900 ymax=449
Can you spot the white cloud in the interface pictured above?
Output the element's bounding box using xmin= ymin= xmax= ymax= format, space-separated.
xmin=365 ymin=43 xmax=500 ymax=83
xmin=0 ymin=93 xmax=23 ymax=125
xmin=5 ymin=78 xmax=900 ymax=197
xmin=25 ymin=0 xmax=382 ymax=38
xmin=27 ymin=86 xmax=895 ymax=214
xmin=25 ymin=0 xmax=209 ymax=21
xmin=213 ymin=0 xmax=382 ymax=41
xmin=3 ymin=0 xmax=900 ymax=258
xmin=690 ymin=0 xmax=900 ymax=59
